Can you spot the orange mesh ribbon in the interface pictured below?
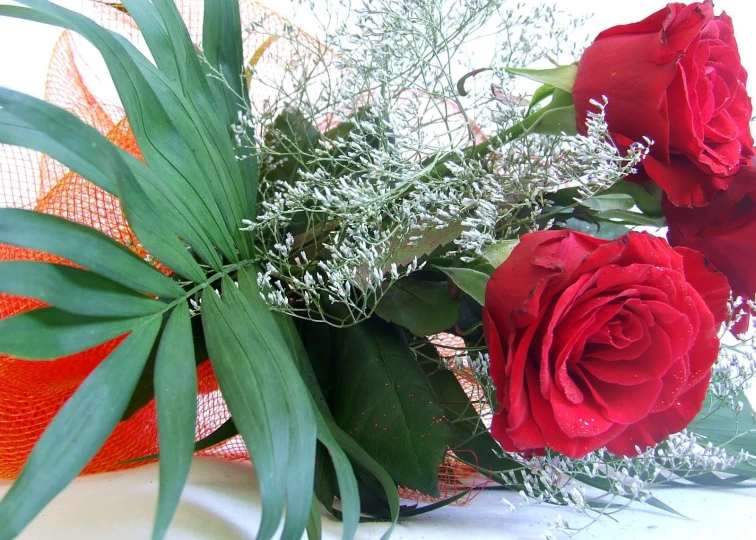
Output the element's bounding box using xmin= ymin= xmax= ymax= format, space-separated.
xmin=0 ymin=0 xmax=485 ymax=504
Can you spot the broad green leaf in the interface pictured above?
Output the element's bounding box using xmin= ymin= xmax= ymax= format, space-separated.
xmin=0 ymin=88 xmax=119 ymax=195
xmin=482 ymin=239 xmax=518 ymax=269
xmin=327 ymin=317 xmax=452 ymax=496
xmin=153 ymin=306 xmax=197 ymax=540
xmin=374 ymin=277 xmax=460 ymax=336
xmin=419 ymin=347 xmax=521 ymax=477
xmin=0 ymin=307 xmax=148 ymax=360
xmin=0 ymin=261 xmax=166 ymax=317
xmin=581 ymin=193 xmax=636 ymax=213
xmin=506 ymin=64 xmax=578 ymax=93
xmin=0 ymin=317 xmax=161 ymax=539
xmin=434 ymin=266 xmax=488 ymax=306
xmin=0 ymin=208 xmax=183 ymax=299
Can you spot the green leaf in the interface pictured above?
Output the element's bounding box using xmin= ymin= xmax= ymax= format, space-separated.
xmin=593 ymin=209 xmax=666 ymax=227
xmin=273 ymin=314 xmax=332 ymax=419
xmin=262 ymin=109 xmax=323 ymax=184
xmin=273 ymin=315 xmax=366 ymax=536
xmin=434 ymin=266 xmax=488 ymax=306
xmin=123 ymin=418 xmax=238 ymax=465
xmin=0 ymin=261 xmax=166 ymax=317
xmin=115 ymin=159 xmax=209 ymax=283
xmin=601 ymin=181 xmax=664 ymax=217
xmin=560 ymin=216 xmax=631 ymax=241
xmin=153 ymin=306 xmax=197 ymax=540
xmin=419 ymin=346 xmax=521 ymax=477
xmin=327 ymin=317 xmax=452 ymax=496
xmin=7 ymin=0 xmax=242 ymax=265
xmin=202 ymin=0 xmax=247 ymax=129
xmin=506 ymin=64 xmax=578 ymax=93
xmin=0 ymin=208 xmax=183 ymax=299
xmin=0 ymin=317 xmax=161 ymax=539
xmin=201 ymin=289 xmax=286 ymax=540
xmin=321 ymin=415 xmax=399 ymax=539
xmin=690 ymin=392 xmax=756 ymax=478
xmin=0 ymin=307 xmax=148 ymax=360
xmin=482 ymin=239 xmax=518 ymax=269
xmin=581 ymin=193 xmax=636 ymax=213
xmin=393 ymin=222 xmax=465 ymax=267
xmin=306 ymin=495 xmax=322 ymax=540
xmin=202 ymin=0 xmax=258 ymax=220
xmin=0 ymin=88 xmax=120 ymax=195
xmin=202 ymin=269 xmax=317 ymax=540
xmin=374 ymin=277 xmax=460 ymax=336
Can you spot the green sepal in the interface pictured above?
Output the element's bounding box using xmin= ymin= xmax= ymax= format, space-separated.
xmin=506 ymin=63 xmax=578 ymax=93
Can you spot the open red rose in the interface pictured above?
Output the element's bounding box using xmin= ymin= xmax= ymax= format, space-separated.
xmin=666 ymin=163 xmax=756 ymax=334
xmin=483 ymin=230 xmax=729 ymax=458
xmin=572 ymin=1 xmax=753 ymax=208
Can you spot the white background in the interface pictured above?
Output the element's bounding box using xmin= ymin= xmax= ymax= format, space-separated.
xmin=1 ymin=1 xmax=756 ymax=539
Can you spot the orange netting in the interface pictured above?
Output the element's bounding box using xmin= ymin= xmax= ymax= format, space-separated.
xmin=0 ymin=0 xmax=485 ymax=503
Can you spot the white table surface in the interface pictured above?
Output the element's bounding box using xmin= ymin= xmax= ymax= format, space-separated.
xmin=1 ymin=0 xmax=756 ymax=538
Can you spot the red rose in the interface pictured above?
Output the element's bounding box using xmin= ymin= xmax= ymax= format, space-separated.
xmin=482 ymin=230 xmax=729 ymax=458
xmin=572 ymin=1 xmax=753 ymax=208
xmin=666 ymin=163 xmax=756 ymax=334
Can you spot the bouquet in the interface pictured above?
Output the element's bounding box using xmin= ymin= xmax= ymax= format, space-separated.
xmin=0 ymin=0 xmax=754 ymax=538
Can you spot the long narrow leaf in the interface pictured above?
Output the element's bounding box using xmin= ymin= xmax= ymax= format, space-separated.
xmin=153 ymin=306 xmax=197 ymax=540
xmin=0 ymin=88 xmax=119 ymax=195
xmin=311 ymin=411 xmax=360 ymax=540
xmin=221 ymin=270 xmax=317 ymax=539
xmin=0 ymin=261 xmax=166 ymax=317
xmin=0 ymin=208 xmax=183 ymax=299
xmin=324 ymin=417 xmax=400 ymax=540
xmin=202 ymin=0 xmax=246 ymax=128
xmin=123 ymin=0 xmax=253 ymax=258
xmin=201 ymin=287 xmax=287 ymax=540
xmin=0 ymin=317 xmax=161 ymax=539
xmin=0 ymin=307 xmax=148 ymax=360
xmin=6 ymin=1 xmax=238 ymax=265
